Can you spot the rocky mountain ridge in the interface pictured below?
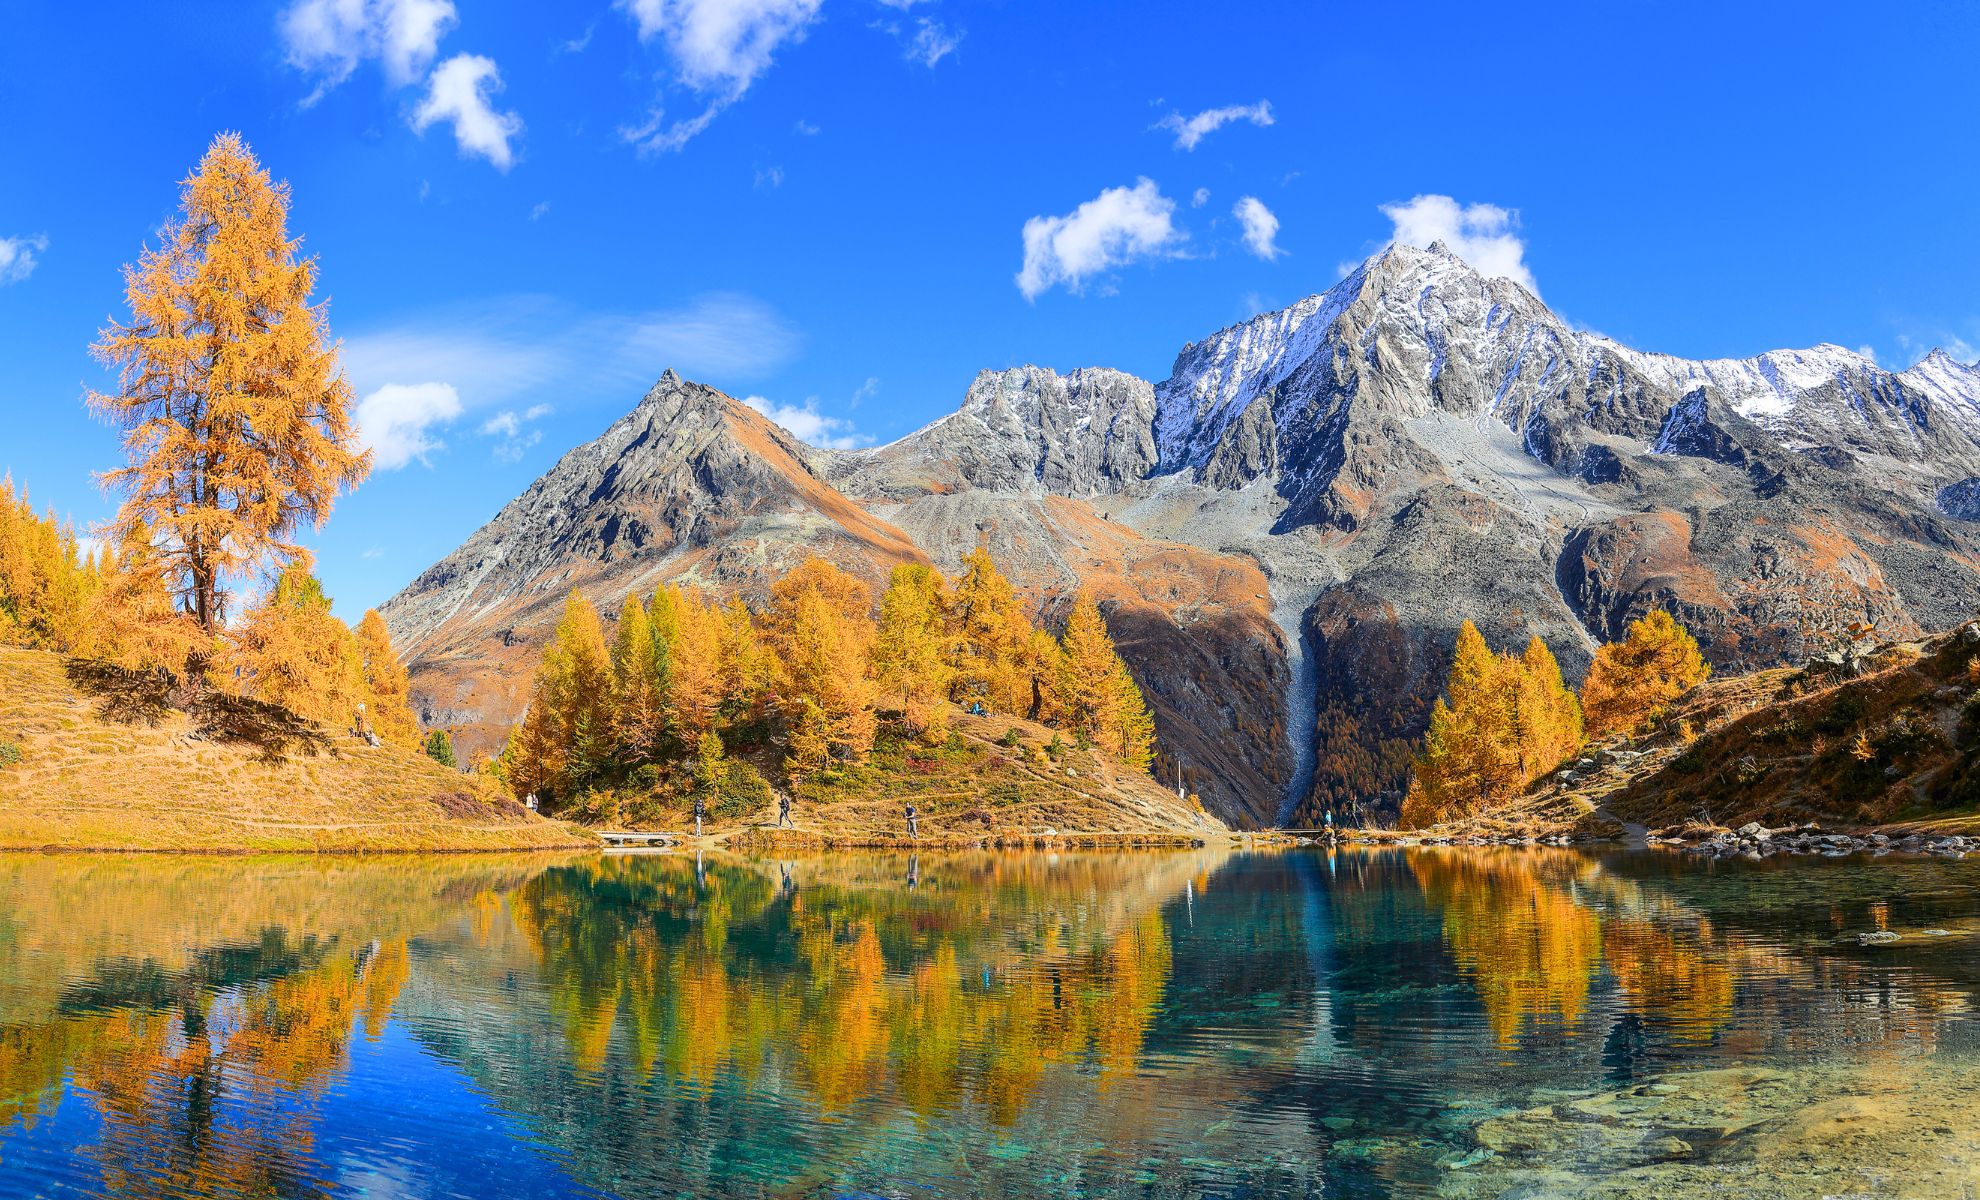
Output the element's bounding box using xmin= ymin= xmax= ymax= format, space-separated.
xmin=383 ymin=243 xmax=1980 ymax=827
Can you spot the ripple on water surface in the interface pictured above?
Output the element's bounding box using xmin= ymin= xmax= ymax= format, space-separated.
xmin=0 ymin=847 xmax=1976 ymax=1198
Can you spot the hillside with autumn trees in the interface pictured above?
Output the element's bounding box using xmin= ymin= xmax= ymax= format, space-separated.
xmin=494 ymin=548 xmax=1214 ymax=844
xmin=0 ymin=134 xmax=584 ymax=850
xmin=1399 ymin=610 xmax=1712 ymax=831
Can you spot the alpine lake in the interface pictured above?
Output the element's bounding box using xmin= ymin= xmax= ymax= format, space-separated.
xmin=2 ymin=846 xmax=1977 ymax=1199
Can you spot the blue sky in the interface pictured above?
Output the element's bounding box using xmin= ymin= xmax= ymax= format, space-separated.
xmin=3 ymin=0 xmax=1978 ymax=620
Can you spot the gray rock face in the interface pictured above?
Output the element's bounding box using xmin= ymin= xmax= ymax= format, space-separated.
xmin=383 ymin=246 xmax=1980 ymax=827
xmin=826 ymin=365 xmax=1157 ymax=499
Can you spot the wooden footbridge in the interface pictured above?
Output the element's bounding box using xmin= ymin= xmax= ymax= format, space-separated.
xmin=596 ymin=830 xmax=680 ymax=849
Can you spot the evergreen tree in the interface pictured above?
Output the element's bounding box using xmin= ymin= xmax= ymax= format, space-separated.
xmin=424 ymin=729 xmax=458 ymax=769
xmin=86 ymin=133 xmax=368 ymax=634
xmin=1581 ymin=610 xmax=1710 ymax=736
xmin=355 ymin=610 xmax=420 ymax=748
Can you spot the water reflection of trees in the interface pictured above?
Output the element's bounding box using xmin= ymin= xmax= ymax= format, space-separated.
xmin=1391 ymin=847 xmax=1968 ymax=1063
xmin=505 ymin=853 xmax=1184 ymax=1125
xmin=0 ymin=855 xmax=558 ymax=1196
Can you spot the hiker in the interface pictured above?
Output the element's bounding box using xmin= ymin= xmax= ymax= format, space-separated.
xmin=905 ymin=802 xmax=919 ymax=840
xmin=778 ymin=792 xmax=792 ymax=828
xmin=1324 ymin=810 xmax=1334 ymax=833
xmin=693 ymin=794 xmax=706 ymax=839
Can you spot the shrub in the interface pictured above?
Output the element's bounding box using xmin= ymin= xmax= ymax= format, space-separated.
xmin=999 ymin=727 xmax=1023 ymax=748
xmin=708 ymin=762 xmax=772 ymax=822
xmin=0 ymin=741 xmax=20 ymax=769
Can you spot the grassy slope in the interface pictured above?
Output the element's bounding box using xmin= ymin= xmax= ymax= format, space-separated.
xmin=716 ymin=711 xmax=1227 ymax=848
xmin=0 ymin=647 xmax=593 ymax=852
xmin=1392 ymin=621 xmax=1980 ymax=841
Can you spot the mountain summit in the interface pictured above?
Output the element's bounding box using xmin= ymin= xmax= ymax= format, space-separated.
xmin=383 ymin=245 xmax=1980 ymax=826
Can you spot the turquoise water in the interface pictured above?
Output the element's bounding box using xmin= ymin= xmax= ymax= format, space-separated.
xmin=0 ymin=847 xmax=1976 ymax=1198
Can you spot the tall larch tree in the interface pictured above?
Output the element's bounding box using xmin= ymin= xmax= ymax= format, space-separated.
xmin=947 ymin=547 xmax=1034 ymax=713
xmin=610 ymin=594 xmax=667 ymax=764
xmin=657 ymin=584 xmax=724 ymax=750
xmin=502 ymin=590 xmax=612 ymax=808
xmin=1512 ymin=636 xmax=1583 ymax=780
xmin=87 ymin=132 xmax=368 ymax=640
xmin=1580 ymin=610 xmax=1710 ymax=736
xmin=1054 ymin=592 xmax=1157 ymax=768
xmin=229 ymin=568 xmax=363 ymax=727
xmin=354 ymin=610 xmax=420 ymax=749
xmin=873 ymin=563 xmax=953 ymax=739
xmin=1404 ymin=621 xmax=1523 ymax=826
xmin=717 ymin=596 xmax=773 ymax=726
xmin=766 ymin=557 xmax=878 ymax=766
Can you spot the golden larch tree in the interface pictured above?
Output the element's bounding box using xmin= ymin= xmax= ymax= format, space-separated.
xmin=1512 ymin=636 xmax=1583 ymax=780
xmin=229 ymin=569 xmax=364 ymax=727
xmin=766 ymin=557 xmax=878 ymax=767
xmin=501 ymin=590 xmax=613 ymax=808
xmin=1580 ymin=609 xmax=1710 ymax=736
xmin=657 ymin=584 xmax=725 ymax=750
xmin=354 ymin=610 xmax=420 ymax=749
xmin=87 ymin=132 xmax=368 ymax=634
xmin=610 ymin=594 xmax=667 ymax=764
xmin=1054 ymin=592 xmax=1157 ymax=768
xmin=947 ymin=546 xmax=1035 ymax=713
xmin=873 ymin=562 xmax=953 ymax=740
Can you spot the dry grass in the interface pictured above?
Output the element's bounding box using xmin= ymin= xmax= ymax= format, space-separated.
xmin=697 ymin=710 xmax=1224 ymax=849
xmin=0 ymin=646 xmax=593 ymax=852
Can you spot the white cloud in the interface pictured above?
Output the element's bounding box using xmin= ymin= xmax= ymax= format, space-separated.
xmin=793 ymin=118 xmax=820 ymax=135
xmin=743 ymin=396 xmax=867 ymax=449
xmin=755 ymin=164 xmax=784 ymax=188
xmin=1156 ymin=100 xmax=1273 ymax=151
xmin=478 ymin=411 xmax=522 ymax=438
xmin=1016 ymin=178 xmax=1184 ymax=301
xmin=413 ymin=54 xmax=523 ymax=169
xmin=1855 ymin=345 xmax=1878 ymax=365
xmin=477 ymin=404 xmax=555 ymax=461
xmin=342 ymin=293 xmax=802 ymax=412
xmin=1233 ymin=196 xmax=1282 ymax=261
xmin=280 ymin=0 xmax=456 ymax=98
xmin=357 ymin=381 xmax=463 ymax=470
xmin=616 ymin=0 xmax=822 ymax=151
xmin=1190 ymin=187 xmax=1210 ymax=208
xmin=1378 ymin=194 xmax=1538 ymax=295
xmin=0 ymin=235 xmax=48 ymax=285
xmin=361 ymin=546 xmax=385 ymax=559
xmin=530 ymin=201 xmax=551 ymax=220
xmin=903 ymin=18 xmax=961 ymax=67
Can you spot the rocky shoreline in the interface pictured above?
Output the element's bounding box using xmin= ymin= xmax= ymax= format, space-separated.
xmin=1650 ymin=821 xmax=1976 ymax=860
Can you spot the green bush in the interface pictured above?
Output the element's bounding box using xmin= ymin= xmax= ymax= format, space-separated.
xmin=708 ymin=761 xmax=772 ymax=822
xmin=998 ymin=727 xmax=1023 ymax=749
xmin=0 ymin=741 xmax=21 ymax=769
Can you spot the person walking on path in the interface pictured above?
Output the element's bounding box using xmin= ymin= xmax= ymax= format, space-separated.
xmin=694 ymin=794 xmax=707 ymax=839
xmin=905 ymin=803 xmax=919 ymax=841
xmin=778 ymin=792 xmax=792 ymax=828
